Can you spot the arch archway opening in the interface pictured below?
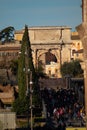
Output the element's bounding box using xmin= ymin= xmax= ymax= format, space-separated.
xmin=38 ymin=51 xmax=59 ymax=78
xmin=45 ymin=51 xmax=57 ymax=65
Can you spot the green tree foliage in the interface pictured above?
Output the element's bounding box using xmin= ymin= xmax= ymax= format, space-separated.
xmin=35 ymin=60 xmax=47 ymax=78
xmin=12 ymin=97 xmax=29 ymax=115
xmin=13 ymin=25 xmax=42 ymax=115
xmin=10 ymin=59 xmax=18 ymax=76
xmin=18 ymin=25 xmax=35 ymax=99
xmin=0 ymin=26 xmax=15 ymax=43
xmin=60 ymin=60 xmax=83 ymax=78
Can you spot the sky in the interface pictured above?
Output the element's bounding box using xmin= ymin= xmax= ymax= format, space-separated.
xmin=0 ymin=0 xmax=82 ymax=31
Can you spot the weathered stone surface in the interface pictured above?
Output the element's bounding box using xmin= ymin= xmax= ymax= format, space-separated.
xmin=15 ymin=26 xmax=71 ymax=44
xmin=82 ymin=0 xmax=87 ymax=22
xmin=76 ymin=23 xmax=87 ymax=60
xmin=76 ymin=0 xmax=87 ymax=129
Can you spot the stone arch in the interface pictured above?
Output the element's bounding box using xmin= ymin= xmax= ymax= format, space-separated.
xmin=45 ymin=51 xmax=57 ymax=64
xmin=48 ymin=49 xmax=60 ymax=64
xmin=37 ymin=49 xmax=60 ymax=66
xmin=36 ymin=49 xmax=60 ymax=77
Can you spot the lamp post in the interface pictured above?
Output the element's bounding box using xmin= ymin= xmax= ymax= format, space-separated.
xmin=23 ymin=68 xmax=29 ymax=128
xmin=24 ymin=46 xmax=33 ymax=130
xmin=29 ymin=71 xmax=33 ymax=130
xmin=23 ymin=48 xmax=30 ymax=129
xmin=19 ymin=49 xmax=30 ymax=128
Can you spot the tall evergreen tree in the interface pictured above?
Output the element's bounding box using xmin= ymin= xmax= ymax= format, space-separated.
xmin=18 ymin=25 xmax=35 ymax=99
xmin=13 ymin=25 xmax=41 ymax=115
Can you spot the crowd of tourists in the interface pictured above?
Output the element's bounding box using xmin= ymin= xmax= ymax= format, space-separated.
xmin=42 ymin=87 xmax=85 ymax=129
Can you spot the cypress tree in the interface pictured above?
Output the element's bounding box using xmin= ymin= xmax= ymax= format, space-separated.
xmin=12 ymin=25 xmax=42 ymax=115
xmin=18 ymin=25 xmax=35 ymax=99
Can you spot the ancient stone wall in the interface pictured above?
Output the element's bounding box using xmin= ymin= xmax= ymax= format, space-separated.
xmin=76 ymin=0 xmax=87 ymax=128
